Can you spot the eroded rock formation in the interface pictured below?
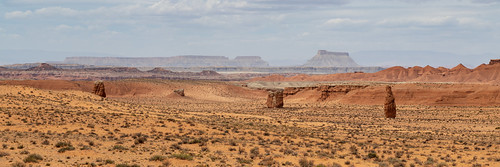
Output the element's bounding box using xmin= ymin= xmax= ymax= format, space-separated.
xmin=489 ymin=59 xmax=500 ymax=65
xmin=384 ymin=86 xmax=396 ymax=118
xmin=266 ymin=90 xmax=284 ymax=108
xmin=93 ymin=81 xmax=106 ymax=97
xmin=174 ymin=89 xmax=185 ymax=96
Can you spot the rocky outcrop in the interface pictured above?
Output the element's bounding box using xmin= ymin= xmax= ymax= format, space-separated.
xmin=93 ymin=81 xmax=106 ymax=97
xmin=283 ymin=85 xmax=368 ymax=101
xmin=384 ymin=86 xmax=396 ymax=118
xmin=489 ymin=59 xmax=500 ymax=65
xmin=317 ymin=85 xmax=367 ymax=101
xmin=303 ymin=50 xmax=359 ymax=67
xmin=174 ymin=89 xmax=185 ymax=96
xmin=266 ymin=90 xmax=284 ymax=108
xmin=26 ymin=63 xmax=59 ymax=71
xmin=62 ymin=55 xmax=270 ymax=67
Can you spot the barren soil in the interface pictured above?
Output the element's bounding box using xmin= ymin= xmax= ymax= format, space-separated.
xmin=0 ymin=79 xmax=499 ymax=167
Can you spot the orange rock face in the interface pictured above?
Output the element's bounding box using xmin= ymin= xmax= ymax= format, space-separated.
xmin=266 ymin=90 xmax=284 ymax=108
xmin=93 ymin=81 xmax=106 ymax=97
xmin=489 ymin=59 xmax=500 ymax=65
xmin=384 ymin=86 xmax=396 ymax=118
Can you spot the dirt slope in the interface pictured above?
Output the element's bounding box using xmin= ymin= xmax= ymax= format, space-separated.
xmin=0 ymin=79 xmax=267 ymax=103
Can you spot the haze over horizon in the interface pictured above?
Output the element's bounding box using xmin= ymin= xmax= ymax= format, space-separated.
xmin=1 ymin=0 xmax=499 ymax=67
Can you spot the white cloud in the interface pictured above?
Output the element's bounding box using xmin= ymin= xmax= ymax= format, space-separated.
xmin=148 ymin=0 xmax=249 ymax=15
xmin=325 ymin=18 xmax=367 ymax=25
xmin=376 ymin=16 xmax=461 ymax=27
xmin=4 ymin=10 xmax=33 ymax=19
xmin=53 ymin=24 xmax=86 ymax=31
xmin=5 ymin=7 xmax=78 ymax=19
xmin=323 ymin=18 xmax=369 ymax=30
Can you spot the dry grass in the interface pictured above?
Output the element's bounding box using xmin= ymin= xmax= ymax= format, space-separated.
xmin=0 ymin=81 xmax=498 ymax=166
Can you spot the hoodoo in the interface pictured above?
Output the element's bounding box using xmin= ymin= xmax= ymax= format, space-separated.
xmin=266 ymin=90 xmax=284 ymax=108
xmin=93 ymin=81 xmax=106 ymax=98
xmin=384 ymin=86 xmax=396 ymax=118
xmin=303 ymin=50 xmax=359 ymax=67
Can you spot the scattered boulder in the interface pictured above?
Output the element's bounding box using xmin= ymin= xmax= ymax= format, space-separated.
xmin=384 ymin=85 xmax=396 ymax=118
xmin=93 ymin=81 xmax=106 ymax=97
xmin=266 ymin=90 xmax=284 ymax=108
xmin=174 ymin=89 xmax=185 ymax=96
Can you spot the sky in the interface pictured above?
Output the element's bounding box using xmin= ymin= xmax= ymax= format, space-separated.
xmin=0 ymin=0 xmax=499 ymax=67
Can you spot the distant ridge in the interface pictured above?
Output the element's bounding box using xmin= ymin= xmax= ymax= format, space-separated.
xmin=251 ymin=60 xmax=500 ymax=84
xmin=61 ymin=56 xmax=269 ymax=67
xmin=303 ymin=50 xmax=359 ymax=67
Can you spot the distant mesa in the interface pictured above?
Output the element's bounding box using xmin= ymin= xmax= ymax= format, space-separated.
xmin=26 ymin=63 xmax=60 ymax=71
xmin=303 ymin=50 xmax=359 ymax=67
xmin=62 ymin=55 xmax=269 ymax=67
xmin=60 ymin=50 xmax=361 ymax=68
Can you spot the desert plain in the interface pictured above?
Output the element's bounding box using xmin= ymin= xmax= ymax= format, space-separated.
xmin=0 ymin=63 xmax=499 ymax=167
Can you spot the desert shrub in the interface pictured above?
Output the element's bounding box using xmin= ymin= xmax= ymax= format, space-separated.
xmin=112 ymin=145 xmax=128 ymax=151
xmin=10 ymin=162 xmax=26 ymax=167
xmin=258 ymin=157 xmax=276 ymax=166
xmin=236 ymin=158 xmax=252 ymax=164
xmin=344 ymin=161 xmax=351 ymax=165
xmin=436 ymin=162 xmax=448 ymax=167
xmin=23 ymin=154 xmax=43 ymax=163
xmin=171 ymin=153 xmax=193 ymax=160
xmin=134 ymin=137 xmax=147 ymax=144
xmin=105 ymin=159 xmax=115 ymax=164
xmin=250 ymin=147 xmax=260 ymax=159
xmin=299 ymin=157 xmax=314 ymax=167
xmin=55 ymin=141 xmax=71 ymax=148
xmin=58 ymin=146 xmax=75 ymax=153
xmin=149 ymin=155 xmax=166 ymax=161
xmin=0 ymin=151 xmax=9 ymax=157
xmin=160 ymin=160 xmax=171 ymax=167
xmin=368 ymin=152 xmax=378 ymax=159
xmin=349 ymin=145 xmax=358 ymax=155
xmin=115 ymin=164 xmax=140 ymax=167
xmin=331 ymin=162 xmax=342 ymax=167
xmin=425 ymin=157 xmax=436 ymax=165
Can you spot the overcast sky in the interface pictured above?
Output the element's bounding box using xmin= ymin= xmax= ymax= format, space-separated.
xmin=0 ymin=0 xmax=499 ymax=67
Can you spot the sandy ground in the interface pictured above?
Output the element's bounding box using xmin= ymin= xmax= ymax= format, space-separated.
xmin=0 ymin=79 xmax=498 ymax=167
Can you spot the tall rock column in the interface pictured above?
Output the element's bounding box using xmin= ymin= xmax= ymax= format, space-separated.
xmin=93 ymin=81 xmax=106 ymax=98
xmin=384 ymin=85 xmax=396 ymax=118
xmin=266 ymin=90 xmax=284 ymax=108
